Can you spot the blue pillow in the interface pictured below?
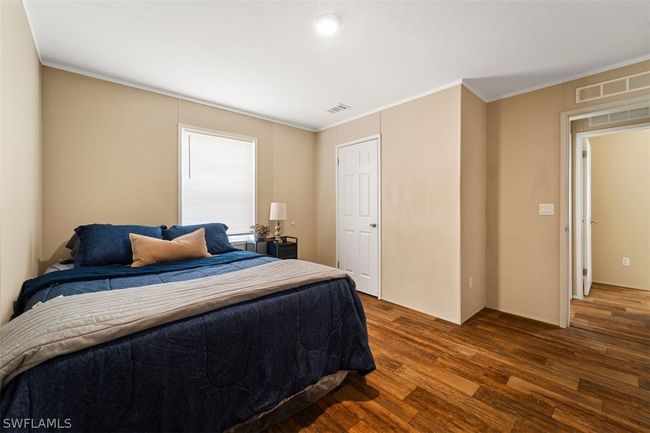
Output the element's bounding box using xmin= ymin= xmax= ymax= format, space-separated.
xmin=74 ymin=224 xmax=165 ymax=267
xmin=164 ymin=223 xmax=233 ymax=255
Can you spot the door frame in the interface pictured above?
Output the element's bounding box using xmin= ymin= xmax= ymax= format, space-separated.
xmin=559 ymin=95 xmax=650 ymax=327
xmin=573 ymin=122 xmax=650 ymax=299
xmin=335 ymin=134 xmax=382 ymax=299
xmin=573 ymin=131 xmax=589 ymax=300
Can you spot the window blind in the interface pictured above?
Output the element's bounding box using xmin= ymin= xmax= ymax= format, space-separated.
xmin=180 ymin=128 xmax=255 ymax=235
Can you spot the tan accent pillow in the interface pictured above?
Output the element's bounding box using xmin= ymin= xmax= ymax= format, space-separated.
xmin=130 ymin=227 xmax=211 ymax=268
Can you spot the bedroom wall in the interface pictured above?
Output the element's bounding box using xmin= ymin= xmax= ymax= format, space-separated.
xmin=460 ymin=86 xmax=487 ymax=322
xmin=0 ymin=0 xmax=42 ymax=324
xmin=486 ymin=60 xmax=650 ymax=325
xmin=315 ymin=85 xmax=480 ymax=324
xmin=314 ymin=127 xmax=338 ymax=267
xmin=486 ymin=84 xmax=564 ymax=324
xmin=382 ymin=87 xmax=462 ymax=322
xmin=589 ymin=128 xmax=649 ymax=290
xmin=41 ymin=67 xmax=316 ymax=267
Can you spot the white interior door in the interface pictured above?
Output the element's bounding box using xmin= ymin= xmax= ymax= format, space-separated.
xmin=337 ymin=138 xmax=379 ymax=297
xmin=583 ymin=138 xmax=593 ymax=296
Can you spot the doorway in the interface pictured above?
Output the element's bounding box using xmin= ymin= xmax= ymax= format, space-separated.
xmin=573 ymin=122 xmax=650 ymax=300
xmin=560 ymin=96 xmax=650 ymax=328
xmin=570 ymin=122 xmax=650 ymax=335
xmin=336 ymin=136 xmax=381 ymax=297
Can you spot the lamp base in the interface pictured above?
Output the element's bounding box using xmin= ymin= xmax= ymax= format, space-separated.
xmin=274 ymin=221 xmax=283 ymax=243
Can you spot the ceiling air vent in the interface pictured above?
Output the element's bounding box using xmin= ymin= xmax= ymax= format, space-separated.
xmin=588 ymin=106 xmax=650 ymax=127
xmin=327 ymin=103 xmax=351 ymax=114
xmin=576 ymin=71 xmax=650 ymax=103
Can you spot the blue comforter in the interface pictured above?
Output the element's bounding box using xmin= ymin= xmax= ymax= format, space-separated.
xmin=1 ymin=252 xmax=375 ymax=432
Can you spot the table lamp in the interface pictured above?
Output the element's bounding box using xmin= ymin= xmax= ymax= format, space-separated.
xmin=269 ymin=202 xmax=287 ymax=243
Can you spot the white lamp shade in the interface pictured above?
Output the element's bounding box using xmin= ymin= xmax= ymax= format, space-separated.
xmin=269 ymin=202 xmax=287 ymax=220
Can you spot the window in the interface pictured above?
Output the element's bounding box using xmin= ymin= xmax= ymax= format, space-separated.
xmin=180 ymin=127 xmax=255 ymax=236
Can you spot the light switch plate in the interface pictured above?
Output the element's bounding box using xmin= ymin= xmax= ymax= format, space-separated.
xmin=539 ymin=203 xmax=554 ymax=216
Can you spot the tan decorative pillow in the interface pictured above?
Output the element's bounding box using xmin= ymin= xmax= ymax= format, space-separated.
xmin=130 ymin=227 xmax=211 ymax=267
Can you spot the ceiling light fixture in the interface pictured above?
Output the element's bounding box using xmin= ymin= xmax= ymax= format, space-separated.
xmin=314 ymin=13 xmax=341 ymax=36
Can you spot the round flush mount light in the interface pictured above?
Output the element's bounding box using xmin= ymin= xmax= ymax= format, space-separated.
xmin=314 ymin=13 xmax=341 ymax=36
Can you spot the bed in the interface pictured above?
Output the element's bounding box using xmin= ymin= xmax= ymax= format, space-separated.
xmin=0 ymin=248 xmax=375 ymax=432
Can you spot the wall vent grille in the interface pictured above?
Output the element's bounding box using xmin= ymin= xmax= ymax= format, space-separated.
xmin=576 ymin=71 xmax=650 ymax=103
xmin=327 ymin=103 xmax=351 ymax=114
xmin=588 ymin=106 xmax=650 ymax=127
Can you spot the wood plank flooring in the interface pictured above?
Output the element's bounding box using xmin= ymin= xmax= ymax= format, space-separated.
xmin=571 ymin=283 xmax=650 ymax=344
xmin=270 ymin=288 xmax=650 ymax=433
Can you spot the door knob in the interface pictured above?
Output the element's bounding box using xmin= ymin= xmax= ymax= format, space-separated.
xmin=369 ymin=223 xmax=377 ymax=228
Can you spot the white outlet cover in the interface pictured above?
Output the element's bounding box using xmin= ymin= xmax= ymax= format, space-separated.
xmin=539 ymin=203 xmax=554 ymax=216
xmin=622 ymin=257 xmax=630 ymax=266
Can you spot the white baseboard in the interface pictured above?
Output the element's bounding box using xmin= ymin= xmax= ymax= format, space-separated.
xmin=377 ymin=296 xmax=461 ymax=325
xmin=485 ymin=304 xmax=559 ymax=326
xmin=592 ymin=280 xmax=649 ymax=291
xmin=461 ymin=304 xmax=486 ymax=324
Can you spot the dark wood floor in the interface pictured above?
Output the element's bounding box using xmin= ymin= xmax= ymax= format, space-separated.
xmin=270 ymin=286 xmax=650 ymax=433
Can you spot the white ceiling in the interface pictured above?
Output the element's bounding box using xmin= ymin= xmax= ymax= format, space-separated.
xmin=24 ymin=1 xmax=650 ymax=131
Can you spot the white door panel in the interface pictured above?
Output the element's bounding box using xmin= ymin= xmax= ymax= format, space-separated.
xmin=337 ymin=139 xmax=379 ymax=297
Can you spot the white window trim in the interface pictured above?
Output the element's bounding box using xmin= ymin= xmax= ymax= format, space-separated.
xmin=177 ymin=124 xmax=258 ymax=237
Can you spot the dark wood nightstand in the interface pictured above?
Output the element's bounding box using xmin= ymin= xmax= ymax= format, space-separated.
xmin=266 ymin=236 xmax=298 ymax=259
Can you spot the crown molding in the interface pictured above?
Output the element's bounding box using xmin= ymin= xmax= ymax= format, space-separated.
xmin=40 ymin=61 xmax=317 ymax=132
xmin=21 ymin=0 xmax=43 ymax=62
xmin=460 ymin=80 xmax=489 ymax=102
xmin=319 ymin=55 xmax=650 ymax=132
xmin=318 ymin=79 xmax=463 ymax=131
xmin=485 ymin=53 xmax=650 ymax=102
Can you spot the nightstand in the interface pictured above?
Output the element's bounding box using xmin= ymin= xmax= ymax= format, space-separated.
xmin=266 ymin=236 xmax=298 ymax=259
xmin=245 ymin=238 xmax=270 ymax=254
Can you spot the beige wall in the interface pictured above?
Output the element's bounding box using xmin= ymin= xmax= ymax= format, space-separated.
xmin=271 ymin=124 xmax=316 ymax=261
xmin=460 ymin=86 xmax=487 ymax=322
xmin=590 ymin=128 xmax=649 ymax=290
xmin=486 ymin=60 xmax=650 ymax=325
xmin=314 ymin=127 xmax=338 ymax=266
xmin=42 ymin=67 xmax=316 ymax=266
xmin=486 ymin=85 xmax=564 ymax=324
xmin=314 ymin=86 xmax=483 ymax=324
xmin=0 ymin=0 xmax=42 ymax=324
xmin=382 ymin=87 xmax=462 ymax=323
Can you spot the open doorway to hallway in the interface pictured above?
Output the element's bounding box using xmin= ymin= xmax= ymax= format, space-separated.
xmin=570 ymin=121 xmax=649 ymax=338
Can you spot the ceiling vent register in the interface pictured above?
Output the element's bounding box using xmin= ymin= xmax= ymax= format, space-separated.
xmin=576 ymin=71 xmax=650 ymax=103
xmin=327 ymin=103 xmax=351 ymax=114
